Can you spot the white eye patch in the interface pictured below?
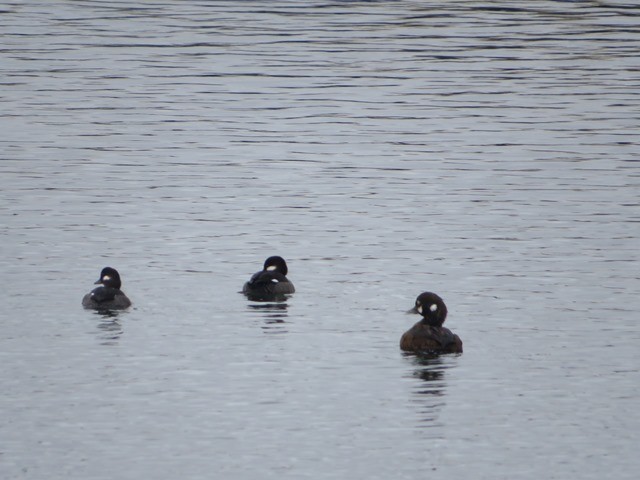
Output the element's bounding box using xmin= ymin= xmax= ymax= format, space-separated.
xmin=430 ymin=304 xmax=438 ymax=312
xmin=271 ymin=279 xmax=279 ymax=283
xmin=266 ymin=265 xmax=277 ymax=271
xmin=102 ymin=275 xmax=111 ymax=281
xmin=417 ymin=305 xmax=423 ymax=314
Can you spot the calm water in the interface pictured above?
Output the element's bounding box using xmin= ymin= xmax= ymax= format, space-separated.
xmin=1 ymin=1 xmax=639 ymax=478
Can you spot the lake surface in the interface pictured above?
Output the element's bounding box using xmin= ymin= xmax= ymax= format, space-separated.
xmin=1 ymin=1 xmax=639 ymax=478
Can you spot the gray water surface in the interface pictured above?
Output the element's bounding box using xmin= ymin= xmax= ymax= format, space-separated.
xmin=1 ymin=1 xmax=639 ymax=479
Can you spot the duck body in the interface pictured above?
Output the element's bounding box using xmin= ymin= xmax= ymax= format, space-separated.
xmin=400 ymin=292 xmax=462 ymax=355
xmin=400 ymin=323 xmax=462 ymax=354
xmin=82 ymin=267 xmax=132 ymax=310
xmin=242 ymin=256 xmax=295 ymax=301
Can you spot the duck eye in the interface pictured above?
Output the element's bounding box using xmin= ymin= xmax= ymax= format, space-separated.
xmin=430 ymin=304 xmax=438 ymax=312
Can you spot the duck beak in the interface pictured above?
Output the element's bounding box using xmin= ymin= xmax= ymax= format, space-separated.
xmin=94 ymin=278 xmax=102 ymax=285
xmin=406 ymin=306 xmax=418 ymax=314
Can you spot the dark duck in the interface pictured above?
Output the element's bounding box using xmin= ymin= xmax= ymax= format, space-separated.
xmin=242 ymin=256 xmax=295 ymax=301
xmin=400 ymin=292 xmax=462 ymax=355
xmin=82 ymin=267 xmax=132 ymax=310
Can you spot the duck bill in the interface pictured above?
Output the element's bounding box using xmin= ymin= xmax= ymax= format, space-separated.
xmin=406 ymin=306 xmax=419 ymax=314
xmin=94 ymin=279 xmax=102 ymax=285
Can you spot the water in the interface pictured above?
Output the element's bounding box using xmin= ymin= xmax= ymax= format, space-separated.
xmin=1 ymin=1 xmax=639 ymax=478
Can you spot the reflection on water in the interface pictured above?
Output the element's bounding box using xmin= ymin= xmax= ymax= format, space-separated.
xmin=91 ymin=310 xmax=124 ymax=345
xmin=247 ymin=302 xmax=289 ymax=334
xmin=406 ymin=354 xmax=455 ymax=425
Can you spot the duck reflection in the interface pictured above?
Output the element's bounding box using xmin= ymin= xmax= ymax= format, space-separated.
xmin=410 ymin=354 xmax=447 ymax=396
xmin=91 ymin=310 xmax=124 ymax=345
xmin=247 ymin=301 xmax=289 ymax=334
xmin=404 ymin=354 xmax=453 ymax=425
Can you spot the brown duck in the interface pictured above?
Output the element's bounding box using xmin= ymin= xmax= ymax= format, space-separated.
xmin=400 ymin=292 xmax=462 ymax=354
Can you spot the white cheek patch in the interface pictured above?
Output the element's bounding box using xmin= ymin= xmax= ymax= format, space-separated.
xmin=271 ymin=279 xmax=279 ymax=283
xmin=430 ymin=304 xmax=438 ymax=312
xmin=266 ymin=265 xmax=277 ymax=271
xmin=417 ymin=305 xmax=423 ymax=314
xmin=102 ymin=275 xmax=111 ymax=282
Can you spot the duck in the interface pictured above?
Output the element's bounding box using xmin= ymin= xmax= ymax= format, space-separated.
xmin=82 ymin=267 xmax=132 ymax=310
xmin=242 ymin=256 xmax=295 ymax=301
xmin=400 ymin=292 xmax=462 ymax=354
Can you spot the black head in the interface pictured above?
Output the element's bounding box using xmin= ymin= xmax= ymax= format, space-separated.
xmin=410 ymin=292 xmax=448 ymax=327
xmin=94 ymin=267 xmax=122 ymax=290
xmin=263 ymin=256 xmax=288 ymax=276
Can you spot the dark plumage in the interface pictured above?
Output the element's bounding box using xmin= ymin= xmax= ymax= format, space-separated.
xmin=242 ymin=256 xmax=295 ymax=301
xmin=82 ymin=267 xmax=132 ymax=310
xmin=400 ymin=292 xmax=462 ymax=355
